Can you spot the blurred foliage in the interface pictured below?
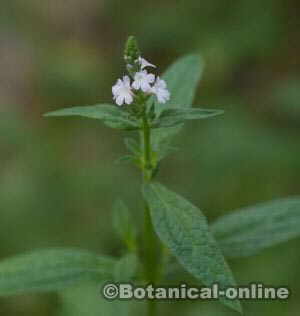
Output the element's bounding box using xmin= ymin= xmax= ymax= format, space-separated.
xmin=0 ymin=0 xmax=299 ymax=315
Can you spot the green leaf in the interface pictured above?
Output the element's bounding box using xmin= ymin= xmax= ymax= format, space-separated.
xmin=0 ymin=248 xmax=116 ymax=296
xmin=114 ymin=253 xmax=138 ymax=282
xmin=124 ymin=137 xmax=140 ymax=155
xmin=152 ymin=108 xmax=224 ymax=128
xmin=112 ymin=200 xmax=137 ymax=251
xmin=211 ymin=197 xmax=300 ymax=258
xmin=153 ymin=55 xmax=204 ymax=115
xmin=150 ymin=55 xmax=204 ymax=158
xmin=156 ymin=145 xmax=179 ymax=161
xmin=44 ymin=104 xmax=140 ymax=130
xmin=114 ymin=155 xmax=135 ymax=165
xmin=60 ymin=282 xmax=137 ymax=316
xmin=143 ymin=182 xmax=242 ymax=314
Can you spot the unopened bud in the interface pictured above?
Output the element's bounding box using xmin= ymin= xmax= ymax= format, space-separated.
xmin=124 ymin=36 xmax=141 ymax=65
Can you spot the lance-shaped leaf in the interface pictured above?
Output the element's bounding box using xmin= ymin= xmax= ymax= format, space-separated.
xmin=60 ymin=282 xmax=135 ymax=316
xmin=150 ymin=55 xmax=204 ymax=157
xmin=112 ymin=200 xmax=137 ymax=251
xmin=44 ymin=104 xmax=140 ymax=130
xmin=152 ymin=108 xmax=224 ymax=128
xmin=124 ymin=137 xmax=141 ymax=155
xmin=152 ymin=55 xmax=204 ymax=115
xmin=114 ymin=253 xmax=138 ymax=282
xmin=143 ymin=182 xmax=242 ymax=314
xmin=211 ymin=197 xmax=300 ymax=258
xmin=0 ymin=248 xmax=116 ymax=296
xmin=114 ymin=155 xmax=136 ymax=165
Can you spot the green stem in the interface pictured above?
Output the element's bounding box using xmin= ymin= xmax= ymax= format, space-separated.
xmin=141 ymin=112 xmax=161 ymax=316
xmin=142 ymin=115 xmax=152 ymax=182
xmin=147 ymin=299 xmax=156 ymax=316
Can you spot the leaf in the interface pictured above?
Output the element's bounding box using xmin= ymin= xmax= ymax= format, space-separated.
xmin=112 ymin=200 xmax=137 ymax=251
xmin=0 ymin=248 xmax=116 ymax=296
xmin=143 ymin=182 xmax=242 ymax=314
xmin=124 ymin=137 xmax=140 ymax=155
xmin=211 ymin=197 xmax=300 ymax=258
xmin=152 ymin=55 xmax=204 ymax=115
xmin=156 ymin=145 xmax=179 ymax=161
xmin=114 ymin=253 xmax=138 ymax=282
xmin=152 ymin=108 xmax=224 ymax=128
xmin=44 ymin=104 xmax=140 ymax=130
xmin=150 ymin=55 xmax=204 ymax=158
xmin=114 ymin=155 xmax=135 ymax=165
xmin=59 ymin=283 xmax=137 ymax=316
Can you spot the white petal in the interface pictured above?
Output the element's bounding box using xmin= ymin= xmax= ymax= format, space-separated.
xmin=123 ymin=75 xmax=131 ymax=86
xmin=112 ymin=79 xmax=121 ymax=92
xmin=132 ymin=81 xmax=140 ymax=90
xmin=147 ymin=73 xmax=155 ymax=83
xmin=160 ymin=80 xmax=167 ymax=89
xmin=141 ymin=82 xmax=151 ymax=92
xmin=138 ymin=57 xmax=156 ymax=69
xmin=154 ymin=87 xmax=170 ymax=103
xmin=116 ymin=95 xmax=124 ymax=106
xmin=112 ymin=85 xmax=119 ymax=95
xmin=158 ymin=96 xmax=166 ymax=103
xmin=164 ymin=91 xmax=170 ymax=102
xmin=155 ymin=77 xmax=167 ymax=89
xmin=125 ymin=94 xmax=133 ymax=104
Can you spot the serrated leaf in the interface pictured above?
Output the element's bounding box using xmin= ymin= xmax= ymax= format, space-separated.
xmin=114 ymin=253 xmax=138 ymax=282
xmin=152 ymin=108 xmax=224 ymax=128
xmin=143 ymin=182 xmax=242 ymax=314
xmin=211 ymin=197 xmax=300 ymax=258
xmin=112 ymin=200 xmax=137 ymax=251
xmin=150 ymin=55 xmax=204 ymax=158
xmin=44 ymin=104 xmax=140 ymax=130
xmin=0 ymin=248 xmax=115 ymax=296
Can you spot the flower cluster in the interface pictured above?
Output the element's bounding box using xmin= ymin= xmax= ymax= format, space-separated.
xmin=112 ymin=57 xmax=170 ymax=106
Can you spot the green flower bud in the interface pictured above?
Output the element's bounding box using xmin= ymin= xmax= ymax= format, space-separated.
xmin=124 ymin=36 xmax=141 ymax=65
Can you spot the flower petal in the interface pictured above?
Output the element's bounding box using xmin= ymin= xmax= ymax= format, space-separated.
xmin=116 ymin=95 xmax=124 ymax=106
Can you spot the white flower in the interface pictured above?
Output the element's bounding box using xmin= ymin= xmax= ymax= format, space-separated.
xmin=137 ymin=57 xmax=156 ymax=69
xmin=152 ymin=77 xmax=170 ymax=103
xmin=132 ymin=70 xmax=155 ymax=92
xmin=112 ymin=76 xmax=134 ymax=106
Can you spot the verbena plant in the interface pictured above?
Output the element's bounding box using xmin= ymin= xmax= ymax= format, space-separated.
xmin=0 ymin=37 xmax=299 ymax=315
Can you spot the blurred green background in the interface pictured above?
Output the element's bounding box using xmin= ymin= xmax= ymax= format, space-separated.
xmin=0 ymin=0 xmax=299 ymax=315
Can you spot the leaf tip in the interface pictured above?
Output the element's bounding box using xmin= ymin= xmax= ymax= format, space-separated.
xmin=43 ymin=110 xmax=59 ymax=118
xmin=227 ymin=299 xmax=243 ymax=315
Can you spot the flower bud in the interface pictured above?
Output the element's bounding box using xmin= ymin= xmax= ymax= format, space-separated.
xmin=124 ymin=36 xmax=141 ymax=65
